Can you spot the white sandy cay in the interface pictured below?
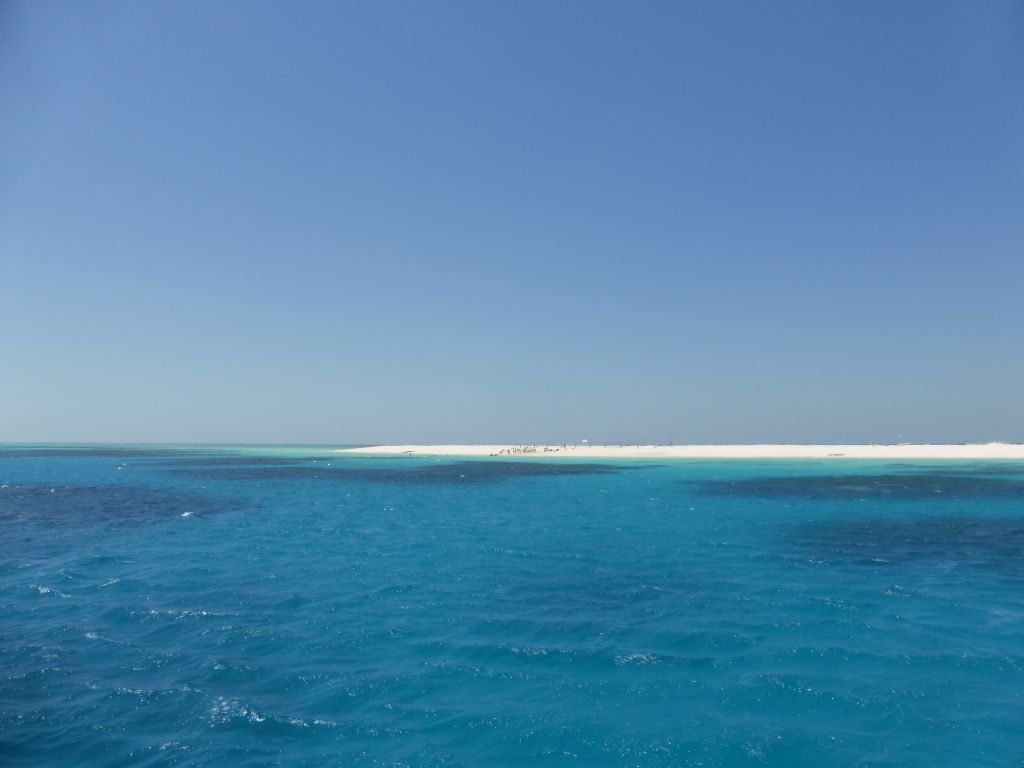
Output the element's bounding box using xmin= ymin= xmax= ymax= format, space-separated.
xmin=338 ymin=443 xmax=1024 ymax=459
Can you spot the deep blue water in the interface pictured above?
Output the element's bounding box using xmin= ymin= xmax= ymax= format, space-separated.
xmin=2 ymin=445 xmax=1023 ymax=767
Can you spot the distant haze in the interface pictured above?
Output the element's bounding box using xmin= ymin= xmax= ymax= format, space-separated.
xmin=2 ymin=1 xmax=1022 ymax=444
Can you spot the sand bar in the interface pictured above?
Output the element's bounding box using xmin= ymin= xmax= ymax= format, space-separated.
xmin=338 ymin=443 xmax=1024 ymax=459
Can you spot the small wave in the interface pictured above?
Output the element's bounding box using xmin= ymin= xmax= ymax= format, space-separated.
xmin=145 ymin=608 xmax=236 ymax=619
xmin=207 ymin=696 xmax=334 ymax=729
xmin=30 ymin=584 xmax=71 ymax=598
xmin=116 ymin=687 xmax=156 ymax=697
xmin=159 ymin=742 xmax=192 ymax=753
xmin=614 ymin=652 xmax=659 ymax=666
xmin=882 ymin=584 xmax=915 ymax=597
xmin=210 ymin=697 xmax=267 ymax=724
xmin=511 ymin=646 xmax=549 ymax=657
xmin=85 ymin=631 xmax=119 ymax=643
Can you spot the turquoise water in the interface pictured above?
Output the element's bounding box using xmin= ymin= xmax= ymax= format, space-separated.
xmin=2 ymin=445 xmax=1023 ymax=767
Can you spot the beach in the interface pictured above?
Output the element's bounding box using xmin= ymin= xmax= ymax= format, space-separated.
xmin=338 ymin=443 xmax=1024 ymax=459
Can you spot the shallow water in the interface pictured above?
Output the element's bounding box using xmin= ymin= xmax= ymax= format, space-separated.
xmin=2 ymin=446 xmax=1023 ymax=766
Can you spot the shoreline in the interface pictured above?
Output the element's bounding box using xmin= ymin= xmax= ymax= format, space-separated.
xmin=337 ymin=443 xmax=1024 ymax=459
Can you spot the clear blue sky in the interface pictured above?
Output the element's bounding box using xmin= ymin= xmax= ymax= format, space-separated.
xmin=2 ymin=1 xmax=1022 ymax=444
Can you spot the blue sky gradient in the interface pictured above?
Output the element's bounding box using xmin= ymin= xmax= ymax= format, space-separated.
xmin=2 ymin=1 xmax=1022 ymax=443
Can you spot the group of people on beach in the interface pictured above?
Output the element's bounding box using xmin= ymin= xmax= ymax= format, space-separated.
xmin=490 ymin=445 xmax=569 ymax=456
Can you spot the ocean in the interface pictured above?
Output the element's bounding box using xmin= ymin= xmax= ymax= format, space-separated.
xmin=2 ymin=445 xmax=1022 ymax=767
